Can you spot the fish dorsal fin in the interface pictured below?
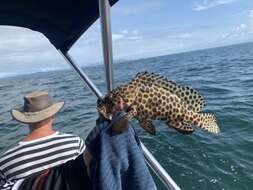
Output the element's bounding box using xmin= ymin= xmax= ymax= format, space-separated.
xmin=134 ymin=72 xmax=206 ymax=113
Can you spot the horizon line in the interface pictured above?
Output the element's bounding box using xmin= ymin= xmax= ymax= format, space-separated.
xmin=0 ymin=40 xmax=252 ymax=79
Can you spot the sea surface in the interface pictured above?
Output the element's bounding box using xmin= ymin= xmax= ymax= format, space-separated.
xmin=0 ymin=42 xmax=253 ymax=190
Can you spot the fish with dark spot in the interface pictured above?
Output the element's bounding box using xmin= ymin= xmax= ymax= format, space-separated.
xmin=97 ymin=72 xmax=220 ymax=135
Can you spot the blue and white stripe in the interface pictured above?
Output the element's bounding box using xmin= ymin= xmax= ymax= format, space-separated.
xmin=0 ymin=132 xmax=85 ymax=182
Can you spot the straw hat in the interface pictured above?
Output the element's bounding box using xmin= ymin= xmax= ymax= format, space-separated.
xmin=11 ymin=91 xmax=64 ymax=124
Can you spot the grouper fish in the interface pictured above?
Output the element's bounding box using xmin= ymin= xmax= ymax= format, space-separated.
xmin=97 ymin=72 xmax=220 ymax=135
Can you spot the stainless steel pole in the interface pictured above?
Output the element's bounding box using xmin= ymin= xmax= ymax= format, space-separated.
xmin=59 ymin=49 xmax=180 ymax=190
xmin=59 ymin=50 xmax=103 ymax=98
xmin=99 ymin=0 xmax=114 ymax=91
xmin=98 ymin=0 xmax=181 ymax=189
xmin=141 ymin=143 xmax=181 ymax=190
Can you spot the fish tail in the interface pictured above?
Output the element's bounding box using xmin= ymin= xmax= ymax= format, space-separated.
xmin=194 ymin=113 xmax=220 ymax=134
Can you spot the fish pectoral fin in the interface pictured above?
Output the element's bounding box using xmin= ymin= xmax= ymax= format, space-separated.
xmin=139 ymin=120 xmax=156 ymax=135
xmin=167 ymin=121 xmax=194 ymax=134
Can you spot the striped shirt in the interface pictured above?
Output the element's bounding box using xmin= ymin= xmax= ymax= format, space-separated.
xmin=0 ymin=131 xmax=85 ymax=186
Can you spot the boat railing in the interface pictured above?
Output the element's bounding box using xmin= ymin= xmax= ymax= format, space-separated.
xmin=58 ymin=1 xmax=181 ymax=189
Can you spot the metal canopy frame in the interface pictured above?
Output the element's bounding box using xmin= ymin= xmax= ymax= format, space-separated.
xmin=59 ymin=0 xmax=181 ymax=189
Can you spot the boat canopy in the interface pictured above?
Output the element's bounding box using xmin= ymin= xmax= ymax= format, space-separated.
xmin=0 ymin=0 xmax=118 ymax=52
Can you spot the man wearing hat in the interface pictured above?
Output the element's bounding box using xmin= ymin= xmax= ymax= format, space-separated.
xmin=0 ymin=91 xmax=86 ymax=187
xmin=0 ymin=91 xmax=156 ymax=190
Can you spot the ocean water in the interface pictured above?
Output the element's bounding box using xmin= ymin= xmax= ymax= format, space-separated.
xmin=0 ymin=42 xmax=253 ymax=190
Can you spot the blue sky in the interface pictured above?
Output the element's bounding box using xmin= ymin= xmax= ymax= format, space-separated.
xmin=0 ymin=0 xmax=253 ymax=77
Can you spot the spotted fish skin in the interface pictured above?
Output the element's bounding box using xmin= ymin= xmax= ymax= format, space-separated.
xmin=97 ymin=72 xmax=220 ymax=135
xmin=132 ymin=72 xmax=206 ymax=113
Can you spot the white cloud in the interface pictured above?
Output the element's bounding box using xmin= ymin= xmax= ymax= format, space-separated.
xmin=112 ymin=30 xmax=142 ymax=41
xmin=115 ymin=0 xmax=164 ymax=15
xmin=180 ymin=33 xmax=192 ymax=38
xmin=229 ymin=9 xmax=253 ymax=36
xmin=168 ymin=33 xmax=193 ymax=39
xmin=120 ymin=29 xmax=139 ymax=35
xmin=250 ymin=10 xmax=253 ymax=18
xmin=2 ymin=2 xmax=253 ymax=78
xmin=121 ymin=30 xmax=128 ymax=34
xmin=0 ymin=26 xmax=67 ymax=76
xmin=126 ymin=36 xmax=143 ymax=40
xmin=192 ymin=0 xmax=240 ymax=11
xmin=248 ymin=10 xmax=253 ymax=34
xmin=222 ymin=10 xmax=253 ymax=40
xmin=221 ymin=23 xmax=253 ymax=40
xmin=132 ymin=30 xmax=139 ymax=35
xmin=112 ymin=34 xmax=124 ymax=41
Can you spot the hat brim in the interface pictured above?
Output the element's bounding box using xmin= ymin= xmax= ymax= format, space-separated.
xmin=11 ymin=102 xmax=64 ymax=124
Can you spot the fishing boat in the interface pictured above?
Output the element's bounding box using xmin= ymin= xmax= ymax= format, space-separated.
xmin=0 ymin=0 xmax=180 ymax=189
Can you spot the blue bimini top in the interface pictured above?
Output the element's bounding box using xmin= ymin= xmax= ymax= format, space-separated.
xmin=0 ymin=0 xmax=118 ymax=52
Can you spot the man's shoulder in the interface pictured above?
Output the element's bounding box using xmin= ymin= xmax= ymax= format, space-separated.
xmin=0 ymin=143 xmax=21 ymax=159
xmin=56 ymin=132 xmax=83 ymax=140
xmin=0 ymin=132 xmax=83 ymax=160
xmin=48 ymin=132 xmax=84 ymax=146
